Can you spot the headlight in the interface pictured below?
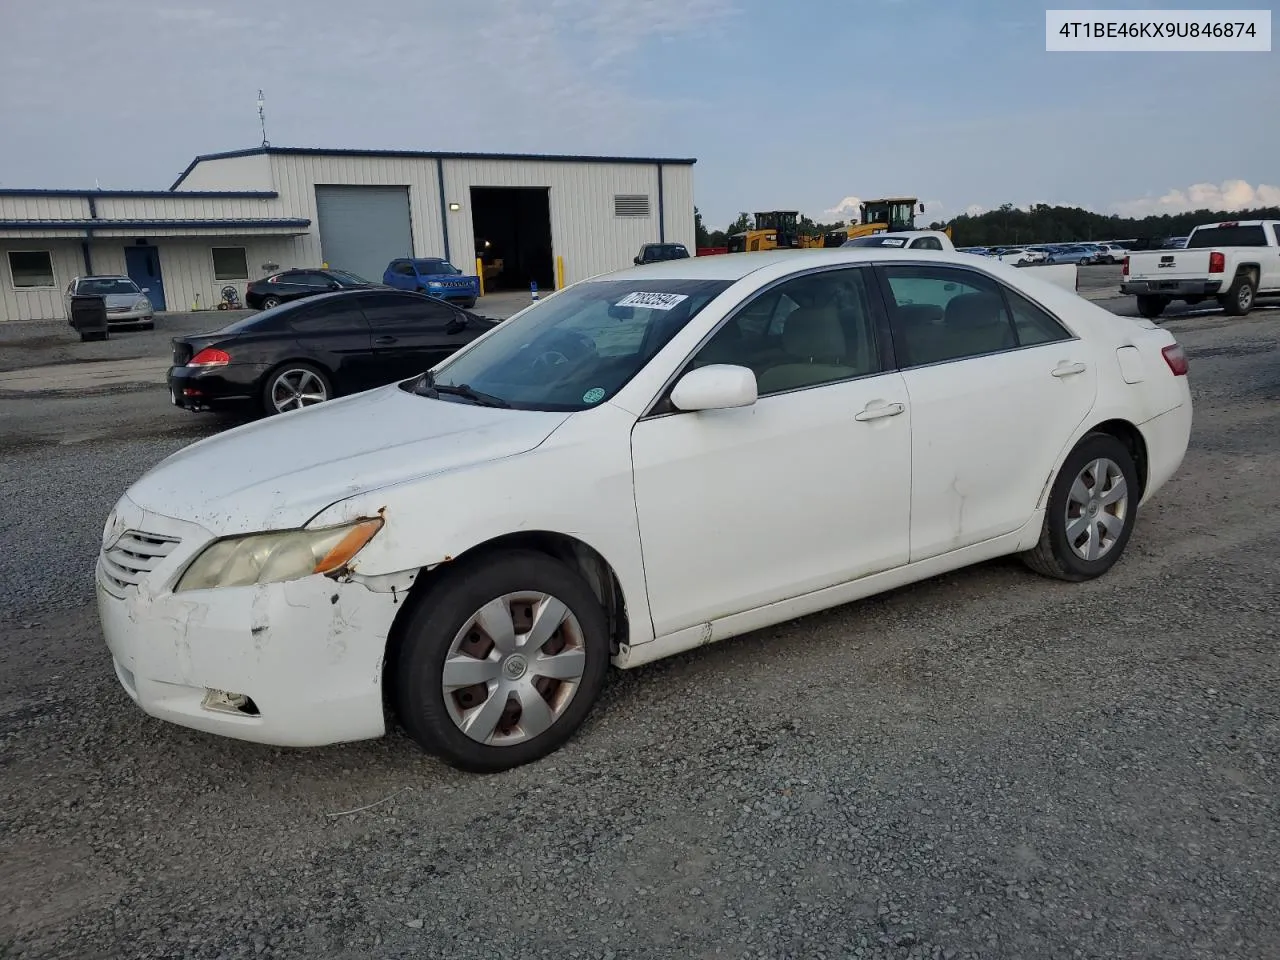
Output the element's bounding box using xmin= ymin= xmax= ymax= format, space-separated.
xmin=134 ymin=297 xmax=151 ymax=311
xmin=175 ymin=518 xmax=383 ymax=592
xmin=427 ymin=281 xmax=442 ymax=288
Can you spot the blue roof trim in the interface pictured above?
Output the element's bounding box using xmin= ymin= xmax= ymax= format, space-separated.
xmin=170 ymin=146 xmax=698 ymax=189
xmin=0 ymin=218 xmax=310 ymax=231
xmin=0 ymin=188 xmax=279 ymax=199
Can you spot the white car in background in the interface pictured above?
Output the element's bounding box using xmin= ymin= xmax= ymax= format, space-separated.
xmin=993 ymin=247 xmax=1047 ymax=266
xmin=64 ymin=275 xmax=154 ymax=329
xmin=1093 ymin=243 xmax=1128 ymax=265
xmin=96 ymin=248 xmax=1192 ymax=773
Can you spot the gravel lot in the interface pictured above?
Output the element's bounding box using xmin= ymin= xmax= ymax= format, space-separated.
xmin=1 ymin=285 xmax=1279 ymax=959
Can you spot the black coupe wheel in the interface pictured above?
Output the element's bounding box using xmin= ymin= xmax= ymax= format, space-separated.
xmin=262 ymin=362 xmax=332 ymax=415
xmin=261 ymin=296 xmax=281 ymax=310
xmin=1021 ymin=432 xmax=1140 ymax=582
xmin=394 ymin=550 xmax=611 ymax=773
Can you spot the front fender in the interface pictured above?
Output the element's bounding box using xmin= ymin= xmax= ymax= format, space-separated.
xmin=304 ymin=403 xmax=657 ymax=646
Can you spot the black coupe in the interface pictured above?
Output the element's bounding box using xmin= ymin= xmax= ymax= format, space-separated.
xmin=244 ymin=267 xmax=379 ymax=310
xmin=168 ymin=289 xmax=498 ymax=417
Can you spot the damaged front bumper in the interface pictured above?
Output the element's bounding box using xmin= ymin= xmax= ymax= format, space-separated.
xmin=95 ymin=498 xmax=404 ymax=748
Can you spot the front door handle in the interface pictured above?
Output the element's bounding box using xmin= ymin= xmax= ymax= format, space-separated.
xmin=374 ymin=336 xmax=397 ymax=345
xmin=854 ymin=401 xmax=906 ymax=422
xmin=1051 ymin=361 xmax=1087 ymax=378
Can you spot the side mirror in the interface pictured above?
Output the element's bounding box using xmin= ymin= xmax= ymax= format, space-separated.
xmin=141 ymin=287 xmax=151 ymax=293
xmin=328 ymin=281 xmax=342 ymax=290
xmin=633 ymin=256 xmax=642 ymax=265
xmin=670 ymin=364 xmax=757 ymax=412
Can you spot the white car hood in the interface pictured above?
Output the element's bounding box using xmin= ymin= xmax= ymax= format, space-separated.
xmin=126 ymin=384 xmax=570 ymax=535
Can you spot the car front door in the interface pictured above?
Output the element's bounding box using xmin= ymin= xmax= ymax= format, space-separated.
xmin=1266 ymin=225 xmax=1280 ymax=291
xmin=630 ymin=266 xmax=913 ymax=639
xmin=358 ymin=291 xmax=464 ymax=383
xmin=875 ymin=262 xmax=1099 ymax=562
xmin=285 ymin=297 xmax=376 ymax=394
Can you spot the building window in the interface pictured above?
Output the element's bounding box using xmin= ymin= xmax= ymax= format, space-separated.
xmin=8 ymin=250 xmax=55 ymax=288
xmin=212 ymin=247 xmax=249 ymax=281
xmin=614 ymin=195 xmax=651 ymax=218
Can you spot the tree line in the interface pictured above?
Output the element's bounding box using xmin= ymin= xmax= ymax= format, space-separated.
xmin=694 ymin=203 xmax=1280 ymax=249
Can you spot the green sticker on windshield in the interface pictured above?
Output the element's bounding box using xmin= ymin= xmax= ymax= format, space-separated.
xmin=583 ymin=387 xmax=606 ymax=404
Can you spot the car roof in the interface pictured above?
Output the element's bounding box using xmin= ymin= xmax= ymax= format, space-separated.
xmin=606 ymin=247 xmax=989 ymax=282
xmin=74 ymin=274 xmax=133 ymax=281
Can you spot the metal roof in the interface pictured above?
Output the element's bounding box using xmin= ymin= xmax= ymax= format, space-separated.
xmin=0 ymin=218 xmax=310 ymax=232
xmin=170 ymin=146 xmax=698 ymax=189
xmin=0 ymin=188 xmax=279 ymax=199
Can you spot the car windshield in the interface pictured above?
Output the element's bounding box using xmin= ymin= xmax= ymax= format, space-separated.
xmin=413 ymin=259 xmax=461 ymax=275
xmin=423 ymin=277 xmax=732 ymax=412
xmin=328 ymin=269 xmax=373 ymax=285
xmin=843 ymin=235 xmax=910 ymax=248
xmin=77 ymin=278 xmax=139 ymax=295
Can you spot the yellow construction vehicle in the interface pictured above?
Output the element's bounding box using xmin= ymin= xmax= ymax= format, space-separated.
xmin=727 ymin=201 xmax=951 ymax=253
xmin=821 ymin=197 xmax=953 ymax=247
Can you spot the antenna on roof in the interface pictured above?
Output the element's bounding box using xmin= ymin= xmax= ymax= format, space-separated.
xmin=257 ymin=90 xmax=270 ymax=148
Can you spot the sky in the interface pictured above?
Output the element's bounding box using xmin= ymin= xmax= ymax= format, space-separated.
xmin=1 ymin=0 xmax=1276 ymax=229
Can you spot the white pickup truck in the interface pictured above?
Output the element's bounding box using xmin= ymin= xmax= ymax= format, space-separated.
xmin=1121 ymin=220 xmax=1280 ymax=318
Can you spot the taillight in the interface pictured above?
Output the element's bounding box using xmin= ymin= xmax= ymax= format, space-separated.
xmin=189 ymin=347 xmax=231 ymax=367
xmin=1121 ymin=255 xmax=1129 ymax=276
xmin=1161 ymin=343 xmax=1188 ymax=376
xmin=1208 ymin=251 xmax=1225 ymax=273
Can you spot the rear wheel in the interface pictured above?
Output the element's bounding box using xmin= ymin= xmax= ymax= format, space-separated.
xmin=1021 ymin=432 xmax=1139 ymax=582
xmin=394 ymin=550 xmax=610 ymax=773
xmin=261 ymin=362 xmax=331 ymax=415
xmin=1136 ymin=295 xmax=1167 ymax=319
xmin=261 ymin=296 xmax=281 ymax=310
xmin=1219 ymin=272 xmax=1256 ymax=316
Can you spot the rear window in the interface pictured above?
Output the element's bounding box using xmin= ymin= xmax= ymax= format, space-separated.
xmin=1187 ymin=225 xmax=1268 ymax=248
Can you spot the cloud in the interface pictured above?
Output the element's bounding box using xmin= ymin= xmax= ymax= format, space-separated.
xmin=823 ymin=196 xmax=862 ymax=219
xmin=1112 ymin=180 xmax=1280 ymax=218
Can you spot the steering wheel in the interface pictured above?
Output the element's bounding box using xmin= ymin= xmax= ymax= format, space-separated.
xmin=531 ymin=349 xmax=571 ymax=370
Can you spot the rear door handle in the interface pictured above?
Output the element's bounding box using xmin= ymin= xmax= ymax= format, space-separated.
xmin=374 ymin=336 xmax=397 ymax=345
xmin=1051 ymin=361 xmax=1087 ymax=378
xmin=854 ymin=401 xmax=905 ymax=422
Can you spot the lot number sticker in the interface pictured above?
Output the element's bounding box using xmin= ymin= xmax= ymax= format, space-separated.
xmin=880 ymin=238 xmax=906 ymax=247
xmin=583 ymin=387 xmax=606 ymax=404
xmin=615 ymin=292 xmax=689 ymax=311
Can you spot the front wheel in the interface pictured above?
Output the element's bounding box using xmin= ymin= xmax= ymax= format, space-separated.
xmin=394 ymin=550 xmax=610 ymax=772
xmin=1021 ymin=432 xmax=1140 ymax=582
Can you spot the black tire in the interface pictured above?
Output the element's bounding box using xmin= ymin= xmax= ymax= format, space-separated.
xmin=260 ymin=361 xmax=332 ymax=416
xmin=1219 ymin=271 xmax=1256 ymax=316
xmin=261 ymin=296 xmax=281 ymax=310
xmin=394 ymin=549 xmax=611 ymax=773
xmin=1136 ymin=295 xmax=1167 ymax=319
xmin=464 ymin=298 xmax=477 ymax=309
xmin=1021 ymin=432 xmax=1140 ymax=582
xmin=141 ymin=321 xmax=155 ymax=331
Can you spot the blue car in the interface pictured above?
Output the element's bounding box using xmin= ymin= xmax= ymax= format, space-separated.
xmin=383 ymin=258 xmax=480 ymax=308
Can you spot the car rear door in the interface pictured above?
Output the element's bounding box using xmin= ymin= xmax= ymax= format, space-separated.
xmin=875 ymin=261 xmax=1099 ymax=562
xmin=357 ymin=291 xmax=465 ymax=383
xmin=286 ymin=296 xmax=376 ymax=393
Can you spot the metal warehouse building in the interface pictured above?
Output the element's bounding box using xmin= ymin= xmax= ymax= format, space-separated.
xmin=0 ymin=147 xmax=697 ymax=322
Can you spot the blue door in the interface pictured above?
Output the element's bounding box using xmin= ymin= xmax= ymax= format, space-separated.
xmin=124 ymin=245 xmax=166 ymax=311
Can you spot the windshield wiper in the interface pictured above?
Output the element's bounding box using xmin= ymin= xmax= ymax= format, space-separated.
xmin=414 ymin=371 xmax=510 ymax=408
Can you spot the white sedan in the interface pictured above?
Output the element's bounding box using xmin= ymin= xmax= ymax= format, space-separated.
xmin=96 ymin=248 xmax=1193 ymax=772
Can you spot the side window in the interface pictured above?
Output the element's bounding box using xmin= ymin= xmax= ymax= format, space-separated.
xmin=361 ymin=293 xmax=453 ymax=330
xmin=392 ymin=262 xmax=414 ymax=276
xmin=1273 ymin=224 xmax=1280 ymax=246
xmin=290 ymin=272 xmax=329 ymax=286
xmin=880 ymin=265 xmax=1017 ymax=368
xmin=290 ymin=299 xmax=368 ymax=333
xmin=911 ymin=237 xmax=942 ymax=250
xmin=688 ymin=268 xmax=881 ymax=396
xmin=1004 ymin=288 xmax=1072 ymax=346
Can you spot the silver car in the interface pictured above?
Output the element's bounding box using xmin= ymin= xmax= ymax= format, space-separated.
xmin=64 ymin=275 xmax=155 ymax=329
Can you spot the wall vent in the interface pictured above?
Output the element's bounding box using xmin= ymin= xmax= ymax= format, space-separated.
xmin=613 ymin=194 xmax=651 ymax=218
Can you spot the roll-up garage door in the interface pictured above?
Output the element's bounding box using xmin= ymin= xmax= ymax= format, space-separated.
xmin=314 ymin=185 xmax=413 ymax=282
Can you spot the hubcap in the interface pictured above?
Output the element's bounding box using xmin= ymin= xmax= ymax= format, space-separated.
xmin=442 ymin=592 xmax=587 ymax=746
xmin=1065 ymin=457 xmax=1129 ymax=562
xmin=271 ymin=368 xmax=327 ymax=412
